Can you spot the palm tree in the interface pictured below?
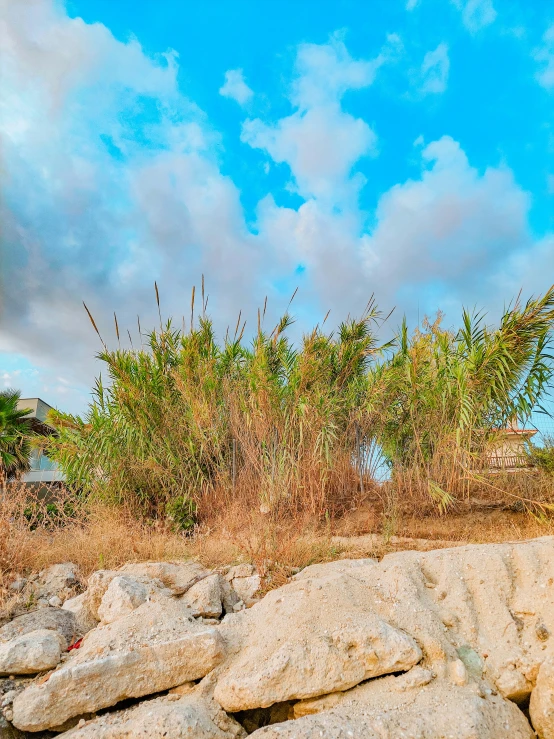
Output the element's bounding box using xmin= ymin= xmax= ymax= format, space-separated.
xmin=0 ymin=389 xmax=33 ymax=490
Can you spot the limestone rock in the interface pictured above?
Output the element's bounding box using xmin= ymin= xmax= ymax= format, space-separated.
xmin=214 ymin=570 xmax=422 ymax=711
xmin=380 ymin=536 xmax=554 ymax=702
xmin=292 ymin=557 xmax=377 ymax=580
xmin=225 ymin=566 xmax=260 ymax=608
xmin=0 ymin=608 xmax=80 ymax=648
xmin=58 ymin=692 xmax=246 ymax=738
xmin=33 ymin=563 xmax=79 ymax=602
xmin=251 ymin=675 xmax=534 ymax=738
xmin=118 ymin=561 xmax=209 ymax=594
xmin=62 ymin=594 xmax=98 ymax=634
xmin=0 ymin=630 xmax=64 ymax=675
xmin=226 ymin=565 xmax=255 ymax=580
xmin=183 ymin=574 xmax=223 ymax=619
xmin=97 ymin=576 xmax=148 ymax=624
xmin=83 ymin=570 xmax=167 ymax=621
xmin=12 ymin=599 xmax=225 ymax=732
xmin=530 ymin=652 xmax=554 ymax=738
xmin=230 ymin=575 xmax=260 ymax=608
xmin=82 ymin=570 xmax=119 ymax=621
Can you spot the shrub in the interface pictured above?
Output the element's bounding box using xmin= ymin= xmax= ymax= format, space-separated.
xmin=45 ymin=285 xmax=554 ymax=519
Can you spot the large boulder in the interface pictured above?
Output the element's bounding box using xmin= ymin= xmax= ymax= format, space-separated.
xmin=0 ymin=608 xmax=80 ymax=648
xmin=214 ymin=570 xmax=422 ymax=712
xmin=183 ymin=574 xmax=224 ymax=619
xmin=216 ymin=537 xmax=554 ymax=713
xmin=62 ymin=594 xmax=98 ymax=634
xmin=11 ymin=599 xmax=225 ymax=732
xmin=379 ymin=536 xmax=554 ymax=701
xmin=29 ymin=563 xmax=80 ymax=604
xmin=97 ymin=576 xmax=149 ymax=624
xmin=250 ymin=673 xmax=534 ymax=738
xmin=0 ymin=630 xmax=65 ymax=676
xmin=118 ymin=561 xmax=209 ymax=594
xmin=58 ymin=692 xmax=246 ymax=738
xmin=530 ymin=652 xmax=554 ymax=738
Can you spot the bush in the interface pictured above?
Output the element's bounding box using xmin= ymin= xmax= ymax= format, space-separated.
xmin=165 ymin=495 xmax=197 ymax=532
xmin=528 ymin=436 xmax=554 ymax=475
xmin=45 ymin=285 xmax=554 ymax=519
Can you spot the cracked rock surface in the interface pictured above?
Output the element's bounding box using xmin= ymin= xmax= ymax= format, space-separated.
xmin=5 ymin=538 xmax=554 ymax=737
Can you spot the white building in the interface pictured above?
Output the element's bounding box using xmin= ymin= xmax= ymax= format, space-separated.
xmin=16 ymin=398 xmax=64 ymax=484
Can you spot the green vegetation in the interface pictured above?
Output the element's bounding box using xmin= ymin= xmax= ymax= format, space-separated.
xmin=528 ymin=435 xmax=554 ymax=476
xmin=45 ymin=286 xmax=554 ymax=522
xmin=0 ymin=389 xmax=33 ymax=488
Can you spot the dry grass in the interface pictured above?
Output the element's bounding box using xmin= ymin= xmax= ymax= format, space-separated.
xmin=2 ymin=472 xmax=554 ymax=614
xmin=0 ymin=484 xmax=343 ymax=609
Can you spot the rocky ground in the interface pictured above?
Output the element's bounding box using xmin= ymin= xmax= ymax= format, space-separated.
xmin=2 ymin=538 xmax=554 ymax=737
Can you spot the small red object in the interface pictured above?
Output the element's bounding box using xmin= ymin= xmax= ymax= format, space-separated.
xmin=68 ymin=638 xmax=83 ymax=651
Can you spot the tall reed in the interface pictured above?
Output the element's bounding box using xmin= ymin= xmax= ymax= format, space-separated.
xmin=45 ymin=285 xmax=554 ymax=522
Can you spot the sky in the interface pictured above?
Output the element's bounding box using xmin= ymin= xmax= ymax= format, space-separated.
xmin=0 ymin=0 xmax=553 ymax=415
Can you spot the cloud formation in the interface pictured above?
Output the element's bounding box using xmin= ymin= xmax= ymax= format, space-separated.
xmin=420 ymin=43 xmax=450 ymax=94
xmin=219 ymin=69 xmax=254 ymax=105
xmin=452 ymin=0 xmax=497 ymax=33
xmin=534 ymin=25 xmax=554 ymax=90
xmin=0 ymin=0 xmax=260 ymax=390
xmin=241 ymin=34 xmax=400 ymax=204
xmin=0 ymin=0 xmax=551 ymax=413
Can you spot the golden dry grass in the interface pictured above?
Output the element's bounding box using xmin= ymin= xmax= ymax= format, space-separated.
xmin=2 ymin=473 xmax=554 ymax=614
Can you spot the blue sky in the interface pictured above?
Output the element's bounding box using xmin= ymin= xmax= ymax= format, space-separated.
xmin=0 ymin=0 xmax=553 ymax=413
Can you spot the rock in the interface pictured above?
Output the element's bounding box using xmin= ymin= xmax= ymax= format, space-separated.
xmin=530 ymin=652 xmax=554 ymax=738
xmin=81 ymin=570 xmax=119 ymax=621
xmin=183 ymin=574 xmax=223 ymax=619
xmin=219 ymin=579 xmax=240 ymax=614
xmin=0 ymin=630 xmax=64 ymax=675
xmin=379 ymin=536 xmax=554 ymax=702
xmin=0 ymin=608 xmax=80 ymax=647
xmin=48 ymin=596 xmax=62 ymax=608
xmin=62 ymin=594 xmax=98 ymax=634
xmin=83 ymin=570 xmax=167 ymax=622
xmin=8 ymin=580 xmax=26 ymax=594
xmin=33 ymin=563 xmax=79 ymax=602
xmin=214 ymin=570 xmax=422 ymax=712
xmin=226 ymin=565 xmax=255 ymax=580
xmin=251 ymin=675 xmax=534 ymax=738
xmin=97 ymin=576 xmax=148 ymax=624
xmin=81 ymin=563 xmax=203 ymax=624
xmin=292 ymin=557 xmax=377 ymax=580
xmin=118 ymin=561 xmax=209 ymax=594
xmin=57 ymin=691 xmax=246 ymax=738
xmin=12 ymin=599 xmax=225 ymax=732
xmin=230 ymin=575 xmax=260 ymax=608
xmin=226 ymin=566 xmax=260 ymax=608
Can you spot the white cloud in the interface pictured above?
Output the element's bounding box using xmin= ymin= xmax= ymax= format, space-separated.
xmin=241 ymin=34 xmax=391 ymax=204
xmin=362 ymin=136 xmax=531 ymax=304
xmin=219 ymin=68 xmax=253 ymax=105
xmin=253 ymin=134 xmax=539 ymax=325
xmin=420 ymin=43 xmax=450 ymax=95
xmin=406 ymin=0 xmax=420 ymax=10
xmin=0 ymin=0 xmax=260 ymax=398
xmin=533 ymin=25 xmax=554 ymax=90
xmin=452 ymin=0 xmax=497 ymax=33
xmin=0 ymin=2 xmax=551 ymax=415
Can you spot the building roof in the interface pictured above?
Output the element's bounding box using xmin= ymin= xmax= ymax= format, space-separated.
xmin=17 ymin=398 xmax=55 ymax=433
